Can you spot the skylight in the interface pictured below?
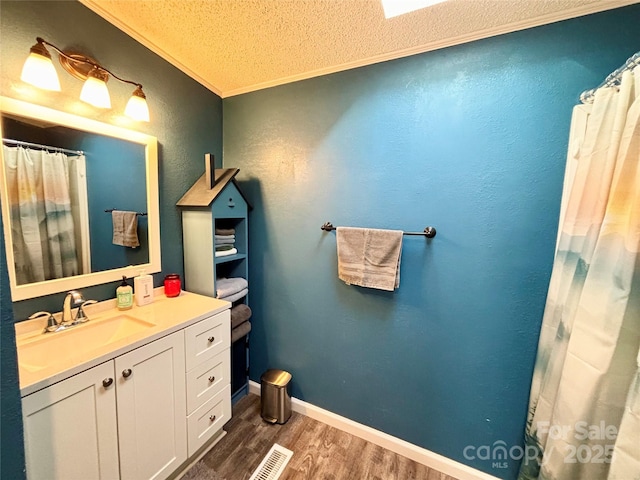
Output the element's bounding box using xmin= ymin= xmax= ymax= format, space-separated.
xmin=381 ymin=0 xmax=449 ymax=19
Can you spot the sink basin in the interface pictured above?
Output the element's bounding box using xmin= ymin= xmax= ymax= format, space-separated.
xmin=17 ymin=314 xmax=156 ymax=372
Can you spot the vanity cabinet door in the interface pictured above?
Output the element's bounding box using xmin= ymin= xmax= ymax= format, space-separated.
xmin=22 ymin=361 xmax=119 ymax=480
xmin=115 ymin=331 xmax=187 ymax=480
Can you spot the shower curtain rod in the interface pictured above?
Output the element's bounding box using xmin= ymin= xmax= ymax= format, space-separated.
xmin=580 ymin=50 xmax=640 ymax=104
xmin=2 ymin=138 xmax=84 ymax=156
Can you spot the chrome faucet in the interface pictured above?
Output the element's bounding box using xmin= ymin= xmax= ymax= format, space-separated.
xmin=29 ymin=290 xmax=97 ymax=334
xmin=62 ymin=290 xmax=85 ymax=325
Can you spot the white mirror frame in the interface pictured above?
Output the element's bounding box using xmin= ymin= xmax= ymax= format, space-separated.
xmin=0 ymin=96 xmax=161 ymax=301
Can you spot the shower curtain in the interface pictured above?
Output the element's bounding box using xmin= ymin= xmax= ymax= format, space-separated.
xmin=2 ymin=145 xmax=81 ymax=284
xmin=518 ymin=65 xmax=640 ymax=480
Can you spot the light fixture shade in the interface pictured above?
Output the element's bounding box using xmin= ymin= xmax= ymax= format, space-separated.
xmin=21 ymin=50 xmax=61 ymax=91
xmin=124 ymin=86 xmax=150 ymax=122
xmin=80 ymin=71 xmax=111 ymax=108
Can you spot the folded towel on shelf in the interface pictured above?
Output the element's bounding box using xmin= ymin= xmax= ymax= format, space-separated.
xmin=215 ymin=244 xmax=235 ymax=251
xmin=231 ymin=304 xmax=252 ymax=329
xmin=214 ymin=247 xmax=238 ymax=258
xmin=214 ymin=238 xmax=235 ymax=245
xmin=219 ymin=288 xmax=248 ymax=303
xmin=112 ymin=210 xmax=140 ymax=248
xmin=214 ymin=234 xmax=235 ymax=241
xmin=337 ymin=227 xmax=402 ymax=291
xmin=215 ymin=228 xmax=235 ymax=236
xmin=231 ymin=321 xmax=251 ymax=343
xmin=216 ymin=277 xmax=249 ymax=299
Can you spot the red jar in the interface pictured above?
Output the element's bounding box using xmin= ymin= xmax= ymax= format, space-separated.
xmin=164 ymin=274 xmax=181 ymax=297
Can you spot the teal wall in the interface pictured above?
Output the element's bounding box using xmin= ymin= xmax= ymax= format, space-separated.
xmin=223 ymin=6 xmax=640 ymax=479
xmin=80 ymin=135 xmax=148 ymax=273
xmin=0 ymin=1 xmax=223 ymax=476
xmin=1 ymin=0 xmax=223 ymax=318
xmin=0 ymin=210 xmax=25 ymax=479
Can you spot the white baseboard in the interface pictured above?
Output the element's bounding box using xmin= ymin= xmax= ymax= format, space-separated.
xmin=248 ymin=381 xmax=500 ymax=480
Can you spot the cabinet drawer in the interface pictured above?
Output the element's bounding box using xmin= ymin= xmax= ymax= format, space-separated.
xmin=186 ymin=349 xmax=230 ymax=415
xmin=185 ymin=310 xmax=230 ymax=371
xmin=187 ymin=384 xmax=231 ymax=456
xmin=212 ymin=182 xmax=247 ymax=218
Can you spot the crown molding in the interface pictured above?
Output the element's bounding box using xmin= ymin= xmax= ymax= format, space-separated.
xmin=80 ymin=0 xmax=638 ymax=99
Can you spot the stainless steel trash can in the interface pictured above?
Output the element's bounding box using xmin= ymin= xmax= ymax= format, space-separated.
xmin=260 ymin=369 xmax=292 ymax=424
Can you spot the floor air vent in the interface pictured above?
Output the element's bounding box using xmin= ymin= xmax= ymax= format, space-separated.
xmin=248 ymin=444 xmax=294 ymax=480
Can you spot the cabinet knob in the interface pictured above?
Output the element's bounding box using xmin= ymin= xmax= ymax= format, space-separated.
xmin=102 ymin=378 xmax=113 ymax=388
xmin=209 ymin=415 xmax=216 ymax=422
xmin=122 ymin=368 xmax=133 ymax=378
xmin=208 ymin=376 xmax=215 ymax=383
xmin=208 ymin=336 xmax=215 ymax=343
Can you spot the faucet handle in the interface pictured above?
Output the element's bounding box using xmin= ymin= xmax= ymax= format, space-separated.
xmin=75 ymin=300 xmax=97 ymax=323
xmin=29 ymin=311 xmax=58 ymax=333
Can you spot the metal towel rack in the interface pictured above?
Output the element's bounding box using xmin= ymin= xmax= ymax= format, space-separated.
xmin=321 ymin=222 xmax=436 ymax=238
xmin=105 ymin=208 xmax=147 ymax=216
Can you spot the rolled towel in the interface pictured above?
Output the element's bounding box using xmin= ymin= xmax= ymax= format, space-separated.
xmin=231 ymin=321 xmax=251 ymax=343
xmin=215 ymin=244 xmax=235 ymax=251
xmin=219 ymin=288 xmax=247 ymax=303
xmin=215 ymin=228 xmax=235 ymax=236
xmin=216 ymin=277 xmax=248 ymax=299
xmin=214 ymin=247 xmax=237 ymax=257
xmin=215 ymin=234 xmax=235 ymax=241
xmin=231 ymin=304 xmax=252 ymax=329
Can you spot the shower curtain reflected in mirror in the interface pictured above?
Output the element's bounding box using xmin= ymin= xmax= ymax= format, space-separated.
xmin=518 ymin=65 xmax=640 ymax=480
xmin=2 ymin=146 xmax=88 ymax=284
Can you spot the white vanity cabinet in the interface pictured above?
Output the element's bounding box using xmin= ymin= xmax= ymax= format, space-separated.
xmin=20 ymin=305 xmax=231 ymax=480
xmin=115 ymin=331 xmax=187 ymax=480
xmin=22 ymin=361 xmax=120 ymax=480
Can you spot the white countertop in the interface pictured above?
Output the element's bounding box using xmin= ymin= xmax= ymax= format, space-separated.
xmin=16 ymin=289 xmax=230 ymax=397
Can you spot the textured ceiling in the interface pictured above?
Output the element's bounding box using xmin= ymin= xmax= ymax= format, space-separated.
xmin=80 ymin=0 xmax=638 ymax=97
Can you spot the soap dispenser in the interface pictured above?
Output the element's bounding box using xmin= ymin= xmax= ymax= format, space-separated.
xmin=117 ymin=276 xmax=133 ymax=310
xmin=134 ymin=270 xmax=154 ymax=306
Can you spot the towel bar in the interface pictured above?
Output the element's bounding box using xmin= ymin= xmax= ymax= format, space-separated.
xmin=321 ymin=222 xmax=436 ymax=238
xmin=105 ymin=209 xmax=147 ymax=216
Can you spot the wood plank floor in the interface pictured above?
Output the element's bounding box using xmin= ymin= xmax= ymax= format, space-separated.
xmin=182 ymin=394 xmax=459 ymax=480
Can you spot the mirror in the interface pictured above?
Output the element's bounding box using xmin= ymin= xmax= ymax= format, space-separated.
xmin=0 ymin=96 xmax=160 ymax=301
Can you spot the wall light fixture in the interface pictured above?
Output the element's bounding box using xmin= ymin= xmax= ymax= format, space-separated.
xmin=21 ymin=37 xmax=150 ymax=122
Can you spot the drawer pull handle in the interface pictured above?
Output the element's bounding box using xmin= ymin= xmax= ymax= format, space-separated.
xmin=208 ymin=376 xmax=215 ymax=383
xmin=208 ymin=336 xmax=215 ymax=343
xmin=122 ymin=368 xmax=133 ymax=378
xmin=102 ymin=378 xmax=113 ymax=388
xmin=209 ymin=415 xmax=216 ymax=422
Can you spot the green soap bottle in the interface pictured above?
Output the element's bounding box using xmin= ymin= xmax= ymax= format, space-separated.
xmin=117 ymin=276 xmax=133 ymax=310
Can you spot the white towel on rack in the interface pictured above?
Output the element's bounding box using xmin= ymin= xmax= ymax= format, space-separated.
xmin=214 ymin=247 xmax=238 ymax=258
xmin=336 ymin=227 xmax=403 ymax=291
xmin=219 ymin=288 xmax=248 ymax=303
xmin=216 ymin=277 xmax=248 ymax=299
